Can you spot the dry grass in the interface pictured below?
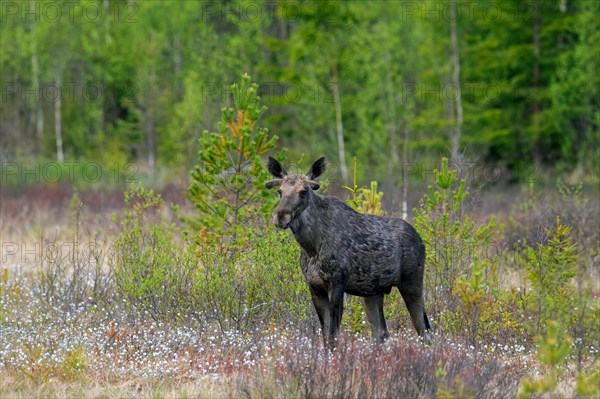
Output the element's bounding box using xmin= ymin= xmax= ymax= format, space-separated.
xmin=0 ymin=373 xmax=232 ymax=399
xmin=1 ymin=326 xmax=529 ymax=399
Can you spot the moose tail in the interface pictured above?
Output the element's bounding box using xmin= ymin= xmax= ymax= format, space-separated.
xmin=424 ymin=311 xmax=433 ymax=332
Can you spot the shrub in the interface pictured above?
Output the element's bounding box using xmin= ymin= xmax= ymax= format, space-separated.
xmin=518 ymin=321 xmax=574 ymax=399
xmin=174 ymin=75 xmax=321 ymax=334
xmin=413 ymin=158 xmax=498 ymax=338
xmin=193 ymin=229 xmax=313 ymax=334
xmin=343 ymin=157 xmax=385 ymax=216
xmin=236 ymin=335 xmax=523 ymax=399
xmin=519 ymin=216 xmax=577 ymax=336
xmin=111 ymin=182 xmax=199 ymax=323
xmin=35 ymin=192 xmax=111 ymax=309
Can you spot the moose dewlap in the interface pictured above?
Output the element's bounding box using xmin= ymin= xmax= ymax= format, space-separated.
xmin=265 ymin=156 xmax=433 ymax=347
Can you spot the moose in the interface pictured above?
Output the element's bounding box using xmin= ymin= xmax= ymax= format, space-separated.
xmin=265 ymin=156 xmax=432 ymax=347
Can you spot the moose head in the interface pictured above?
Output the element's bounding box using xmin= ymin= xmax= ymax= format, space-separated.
xmin=265 ymin=156 xmax=327 ymax=229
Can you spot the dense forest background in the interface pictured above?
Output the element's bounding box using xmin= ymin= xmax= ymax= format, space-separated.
xmin=1 ymin=0 xmax=599 ymax=188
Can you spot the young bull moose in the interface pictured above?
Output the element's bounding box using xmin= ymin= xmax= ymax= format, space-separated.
xmin=265 ymin=156 xmax=433 ymax=347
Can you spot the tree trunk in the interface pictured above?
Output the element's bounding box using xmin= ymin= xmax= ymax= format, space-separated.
xmin=402 ymin=126 xmax=409 ymax=220
xmin=146 ymin=115 xmax=156 ymax=182
xmin=173 ymin=35 xmax=183 ymax=99
xmin=30 ymin=0 xmax=43 ymax=153
xmin=533 ymin=0 xmax=541 ymax=112
xmin=103 ymin=0 xmax=112 ymax=43
xmin=331 ymin=63 xmax=348 ymax=182
xmin=54 ymin=74 xmax=64 ymax=163
xmin=532 ymin=0 xmax=542 ymax=165
xmin=449 ymin=0 xmax=463 ymax=164
xmin=384 ymin=49 xmax=400 ymax=171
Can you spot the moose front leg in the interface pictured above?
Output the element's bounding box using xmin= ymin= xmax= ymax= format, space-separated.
xmin=309 ymin=287 xmax=330 ymax=345
xmin=327 ymin=284 xmax=345 ymax=349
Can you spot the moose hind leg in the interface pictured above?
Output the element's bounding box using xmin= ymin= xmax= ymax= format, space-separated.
xmin=327 ymin=285 xmax=345 ymax=348
xmin=363 ymin=294 xmax=389 ymax=344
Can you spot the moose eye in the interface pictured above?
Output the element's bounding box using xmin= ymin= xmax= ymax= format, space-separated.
xmin=277 ymin=189 xmax=282 ymax=197
xmin=299 ymin=189 xmax=307 ymax=197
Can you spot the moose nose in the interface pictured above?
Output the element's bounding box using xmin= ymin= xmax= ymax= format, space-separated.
xmin=273 ymin=212 xmax=291 ymax=229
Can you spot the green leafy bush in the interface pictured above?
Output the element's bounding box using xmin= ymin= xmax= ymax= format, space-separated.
xmin=516 ymin=214 xmax=599 ymax=360
xmin=343 ymin=157 xmax=385 ymax=216
xmin=412 ymin=158 xmax=502 ymax=339
xmin=111 ymin=183 xmax=199 ymax=322
xmin=518 ymin=216 xmax=577 ymax=336
xmin=517 ymin=320 xmax=589 ymax=399
xmin=194 ymin=229 xmax=312 ymax=333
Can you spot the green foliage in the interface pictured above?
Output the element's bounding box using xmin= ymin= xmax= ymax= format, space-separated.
xmin=437 ymin=376 xmax=474 ymax=399
xmin=17 ymin=343 xmax=54 ymax=383
xmin=343 ymin=157 xmax=384 ymax=216
xmin=358 ymin=181 xmax=384 ymax=216
xmin=3 ymin=0 xmax=598 ymax=184
xmin=413 ymin=158 xmax=497 ymax=335
xmin=576 ymin=370 xmax=600 ymax=398
xmin=435 ymin=360 xmax=475 ymax=399
xmin=112 ymin=182 xmax=198 ymax=322
xmin=193 ymin=229 xmax=312 ymax=333
xmin=518 ymin=321 xmax=573 ymax=399
xmin=551 ymin=1 xmax=600 ymax=174
xmin=186 ymin=74 xmax=280 ymax=245
xmin=180 ymin=75 xmax=313 ymax=331
xmin=60 ymin=344 xmax=87 ymax=381
xmin=343 ymin=157 xmax=365 ymax=210
xmin=554 ymin=179 xmax=600 ymax=367
xmin=341 ymin=295 xmax=368 ymax=336
xmin=100 ymin=75 xmax=315 ymax=334
xmin=450 ymin=257 xmax=523 ymax=343
xmin=519 ymin=216 xmax=577 ymax=334
xmin=112 ymin=181 xmax=311 ymax=332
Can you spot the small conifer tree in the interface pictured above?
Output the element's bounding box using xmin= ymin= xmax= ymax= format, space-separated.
xmin=521 ymin=216 xmax=577 ymax=335
xmin=185 ymin=74 xmax=281 ymax=245
xmin=413 ymin=158 xmax=496 ymax=329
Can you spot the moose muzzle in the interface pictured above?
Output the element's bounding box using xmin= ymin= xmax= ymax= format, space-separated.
xmin=273 ymin=211 xmax=292 ymax=229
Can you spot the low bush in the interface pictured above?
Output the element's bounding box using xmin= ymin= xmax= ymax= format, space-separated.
xmin=412 ymin=158 xmax=506 ymax=343
xmin=111 ymin=182 xmax=199 ymax=323
xmin=192 ymin=229 xmax=312 ymax=334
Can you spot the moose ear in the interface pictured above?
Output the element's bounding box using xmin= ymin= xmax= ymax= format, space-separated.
xmin=306 ymin=156 xmax=327 ymax=180
xmin=265 ymin=179 xmax=283 ymax=189
xmin=267 ymin=156 xmax=287 ymax=178
xmin=307 ymin=180 xmax=320 ymax=190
